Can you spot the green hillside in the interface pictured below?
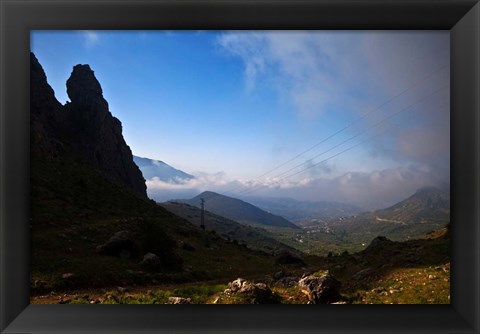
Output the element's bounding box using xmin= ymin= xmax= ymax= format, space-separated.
xmin=185 ymin=191 xmax=299 ymax=229
xmin=31 ymin=155 xmax=281 ymax=295
xmin=161 ymin=201 xmax=302 ymax=256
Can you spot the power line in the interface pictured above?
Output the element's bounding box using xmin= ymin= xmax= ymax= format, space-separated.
xmin=263 ymin=84 xmax=448 ymax=181
xmin=227 ymin=62 xmax=449 ymax=195
xmin=236 ymin=87 xmax=449 ymax=196
xmin=238 ymin=124 xmax=396 ymax=196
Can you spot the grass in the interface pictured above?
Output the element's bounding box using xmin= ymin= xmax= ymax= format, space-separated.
xmin=31 ymin=155 xmax=283 ymax=297
xmin=348 ymin=264 xmax=450 ymax=304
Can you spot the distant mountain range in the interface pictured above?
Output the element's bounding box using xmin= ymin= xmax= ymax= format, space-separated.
xmin=133 ymin=156 xmax=194 ymax=183
xmin=374 ymin=186 xmax=450 ymax=222
xmin=183 ymin=191 xmax=299 ymax=229
xmin=323 ymin=186 xmax=450 ymax=242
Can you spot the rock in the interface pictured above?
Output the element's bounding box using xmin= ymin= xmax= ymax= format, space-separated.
xmin=139 ymin=253 xmax=162 ymax=271
xmin=168 ymin=297 xmax=191 ymax=304
xmin=298 ymin=272 xmax=341 ymax=304
xmin=224 ymin=278 xmax=280 ymax=304
xmin=30 ymin=52 xmax=65 ymax=157
xmin=61 ymin=273 xmax=75 ymax=279
xmin=275 ymin=251 xmax=305 ymax=265
xmin=371 ymin=287 xmax=387 ymax=294
xmin=65 ymin=65 xmax=147 ymax=197
xmin=96 ymin=230 xmax=139 ymax=258
xmin=66 ymin=64 xmax=108 ymax=110
xmin=117 ymin=286 xmax=127 ymax=293
xmin=30 ymin=53 xmax=147 ymax=198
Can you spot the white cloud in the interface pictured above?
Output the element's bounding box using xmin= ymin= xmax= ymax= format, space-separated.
xmin=217 ymin=31 xmax=449 ymax=120
xmin=81 ymin=30 xmax=100 ymax=49
xmin=145 ymin=171 xmax=240 ymax=201
xmin=147 ymin=31 xmax=450 ymax=207
xmin=144 ymin=162 xmax=446 ymax=210
xmin=232 ymin=164 xmax=446 ymax=210
xmin=217 ymin=32 xmax=267 ymax=91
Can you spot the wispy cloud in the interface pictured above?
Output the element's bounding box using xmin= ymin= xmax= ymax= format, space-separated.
xmin=217 ymin=31 xmax=449 ymax=120
xmin=81 ymin=30 xmax=100 ymax=49
xmin=217 ymin=33 xmax=267 ymax=91
xmin=217 ymin=31 xmax=450 ymax=195
xmin=144 ymin=163 xmax=445 ymax=210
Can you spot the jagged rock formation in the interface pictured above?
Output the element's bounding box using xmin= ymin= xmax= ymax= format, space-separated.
xmin=30 ymin=52 xmax=147 ymax=197
xmin=30 ymin=53 xmax=65 ymax=157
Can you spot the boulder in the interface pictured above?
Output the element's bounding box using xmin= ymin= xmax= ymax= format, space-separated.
xmin=96 ymin=231 xmax=139 ymax=258
xmin=298 ymin=272 xmax=341 ymax=304
xmin=224 ymin=278 xmax=280 ymax=304
xmin=168 ymin=297 xmax=191 ymax=304
xmin=139 ymin=252 xmax=162 ymax=271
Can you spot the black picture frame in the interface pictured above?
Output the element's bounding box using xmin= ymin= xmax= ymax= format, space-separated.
xmin=1 ymin=0 xmax=479 ymax=333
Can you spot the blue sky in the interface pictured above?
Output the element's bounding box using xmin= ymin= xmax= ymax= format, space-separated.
xmin=31 ymin=30 xmax=450 ymax=208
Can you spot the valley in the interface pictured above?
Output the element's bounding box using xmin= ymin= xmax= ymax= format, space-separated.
xmin=29 ymin=52 xmax=450 ymax=305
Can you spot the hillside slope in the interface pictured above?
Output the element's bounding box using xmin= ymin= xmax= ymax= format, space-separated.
xmin=324 ymin=187 xmax=450 ymax=243
xmin=185 ymin=191 xmax=299 ymax=229
xmin=161 ymin=201 xmax=302 ymax=256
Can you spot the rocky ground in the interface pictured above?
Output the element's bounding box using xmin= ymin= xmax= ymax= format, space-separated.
xmin=31 ymin=227 xmax=450 ymax=305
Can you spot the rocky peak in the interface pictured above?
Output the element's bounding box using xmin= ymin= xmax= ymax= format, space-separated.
xmin=30 ymin=52 xmax=64 ymax=157
xmin=31 ymin=53 xmax=147 ymax=198
xmin=30 ymin=52 xmax=62 ymax=117
xmin=66 ymin=64 xmax=108 ymax=111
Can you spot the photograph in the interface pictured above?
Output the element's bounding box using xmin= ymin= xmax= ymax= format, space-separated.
xmin=29 ymin=30 xmax=451 ymax=305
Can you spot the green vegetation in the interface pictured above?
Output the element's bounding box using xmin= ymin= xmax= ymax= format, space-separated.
xmin=30 ymin=156 xmax=282 ymax=296
xmin=30 ymin=145 xmax=450 ymax=305
xmin=161 ymin=201 xmax=301 ymax=256
xmin=32 ymin=225 xmax=450 ymax=305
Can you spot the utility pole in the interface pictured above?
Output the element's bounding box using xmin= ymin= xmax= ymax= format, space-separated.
xmin=200 ymin=198 xmax=205 ymax=230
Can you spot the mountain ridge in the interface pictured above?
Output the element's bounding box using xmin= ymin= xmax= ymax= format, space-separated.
xmin=184 ymin=191 xmax=300 ymax=229
xmin=324 ymin=186 xmax=450 ymax=243
xmin=133 ymin=155 xmax=194 ymax=183
xmin=161 ymin=201 xmax=302 ymax=256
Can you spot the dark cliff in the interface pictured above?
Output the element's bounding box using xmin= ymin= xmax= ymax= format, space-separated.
xmin=30 ymin=52 xmax=147 ymax=198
